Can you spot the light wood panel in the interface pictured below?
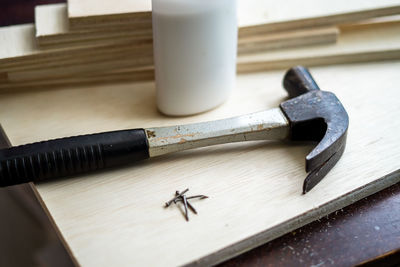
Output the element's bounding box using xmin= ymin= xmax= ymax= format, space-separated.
xmin=0 ymin=24 xmax=153 ymax=78
xmin=0 ymin=68 xmax=154 ymax=92
xmin=0 ymin=62 xmax=399 ymax=266
xmin=238 ymin=0 xmax=400 ymax=36
xmin=237 ymin=22 xmax=400 ymax=72
xmin=37 ymin=3 xmax=338 ymax=51
xmin=35 ymin=4 xmax=152 ymax=48
xmin=1 ymin=21 xmax=399 ymax=87
xmin=68 ymin=0 xmax=151 ymax=29
xmin=238 ymin=26 xmax=339 ymax=54
xmin=66 ymin=0 xmax=400 ymax=33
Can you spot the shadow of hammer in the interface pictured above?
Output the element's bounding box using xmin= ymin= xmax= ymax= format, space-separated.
xmin=0 ymin=66 xmax=349 ymax=193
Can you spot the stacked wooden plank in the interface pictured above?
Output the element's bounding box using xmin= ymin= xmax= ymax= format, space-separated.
xmin=1 ymin=0 xmax=400 ymax=91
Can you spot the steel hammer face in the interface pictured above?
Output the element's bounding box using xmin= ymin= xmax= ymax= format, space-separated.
xmin=280 ymin=66 xmax=349 ymax=193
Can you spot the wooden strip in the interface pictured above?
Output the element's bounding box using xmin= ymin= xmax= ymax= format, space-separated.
xmin=68 ymin=0 xmax=152 ymax=30
xmin=35 ymin=3 xmax=152 ymax=47
xmin=0 ymin=68 xmax=154 ymax=92
xmin=6 ymin=56 xmax=153 ymax=82
xmin=339 ymin=14 xmax=400 ymax=30
xmin=237 ymin=22 xmax=400 ymax=72
xmin=0 ymin=24 xmax=153 ymax=71
xmin=238 ymin=26 xmax=339 ymax=54
xmin=0 ymin=61 xmax=399 ymax=266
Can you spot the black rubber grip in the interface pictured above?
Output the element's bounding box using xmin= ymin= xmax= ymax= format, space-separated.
xmin=0 ymin=129 xmax=149 ymax=187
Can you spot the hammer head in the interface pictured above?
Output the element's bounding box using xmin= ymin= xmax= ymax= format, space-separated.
xmin=279 ymin=66 xmax=349 ymax=193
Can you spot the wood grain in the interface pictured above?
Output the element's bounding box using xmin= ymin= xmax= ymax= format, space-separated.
xmin=35 ymin=3 xmax=152 ymax=48
xmin=2 ymin=21 xmax=400 ymax=88
xmin=66 ymin=0 xmax=400 ymax=33
xmin=0 ymin=62 xmax=399 ymax=266
xmin=238 ymin=0 xmax=400 ymax=36
xmin=238 ymin=26 xmax=339 ymax=54
xmin=36 ymin=3 xmax=338 ymax=51
xmin=68 ymin=0 xmax=151 ymax=29
xmin=0 ymin=24 xmax=153 ymax=79
xmin=0 ymin=68 xmax=154 ymax=92
xmin=237 ymin=22 xmax=400 ymax=72
xmin=0 ymin=68 xmax=154 ymax=91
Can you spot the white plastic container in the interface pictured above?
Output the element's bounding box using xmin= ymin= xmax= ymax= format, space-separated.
xmin=152 ymin=0 xmax=238 ymax=116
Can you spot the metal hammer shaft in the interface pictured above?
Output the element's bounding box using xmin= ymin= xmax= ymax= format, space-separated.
xmin=146 ymin=108 xmax=289 ymax=157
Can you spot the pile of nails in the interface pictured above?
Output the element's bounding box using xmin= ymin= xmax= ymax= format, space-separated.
xmin=165 ymin=188 xmax=208 ymax=221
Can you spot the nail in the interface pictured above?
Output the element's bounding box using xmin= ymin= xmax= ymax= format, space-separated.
xmin=182 ymin=195 xmax=189 ymax=221
xmin=174 ymin=198 xmax=198 ymax=214
xmin=186 ymin=195 xmax=209 ymax=200
xmin=165 ymin=188 xmax=189 ymax=207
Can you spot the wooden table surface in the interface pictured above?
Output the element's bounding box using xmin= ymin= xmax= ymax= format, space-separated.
xmin=1 ymin=1 xmax=399 ymax=266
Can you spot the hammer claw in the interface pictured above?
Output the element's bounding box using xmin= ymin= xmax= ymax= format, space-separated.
xmin=303 ymin=141 xmax=346 ymax=193
xmin=281 ymin=66 xmax=349 ymax=193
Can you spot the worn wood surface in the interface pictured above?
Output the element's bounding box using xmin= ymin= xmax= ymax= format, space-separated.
xmin=0 ymin=62 xmax=399 ymax=266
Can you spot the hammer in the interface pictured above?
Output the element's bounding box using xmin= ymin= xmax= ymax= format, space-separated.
xmin=0 ymin=66 xmax=349 ymax=193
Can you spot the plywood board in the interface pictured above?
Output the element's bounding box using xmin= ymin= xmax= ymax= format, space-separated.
xmin=35 ymin=4 xmax=152 ymax=47
xmin=0 ymin=22 xmax=335 ymax=83
xmin=237 ymin=22 xmax=400 ymax=72
xmin=339 ymin=14 xmax=400 ymax=30
xmin=37 ymin=3 xmax=337 ymax=51
xmin=2 ymin=21 xmax=400 ymax=85
xmin=68 ymin=0 xmax=152 ymax=29
xmin=0 ymin=62 xmax=399 ymax=266
xmin=67 ymin=0 xmax=400 ymax=33
xmin=0 ymin=68 xmax=154 ymax=92
xmin=238 ymin=0 xmax=400 ymax=36
xmin=0 ymin=24 xmax=153 ymax=72
xmin=238 ymin=26 xmax=339 ymax=54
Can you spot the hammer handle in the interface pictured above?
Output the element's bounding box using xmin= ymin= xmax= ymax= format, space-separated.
xmin=0 ymin=129 xmax=149 ymax=187
xmin=283 ymin=66 xmax=320 ymax=98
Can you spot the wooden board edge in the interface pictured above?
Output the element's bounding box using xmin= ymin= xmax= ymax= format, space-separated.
xmin=0 ymin=125 xmax=79 ymax=267
xmin=237 ymin=50 xmax=400 ymax=73
xmin=186 ymin=169 xmax=400 ymax=267
xmin=238 ymin=27 xmax=339 ymax=54
xmin=29 ymin=183 xmax=80 ymax=267
xmin=68 ymin=11 xmax=152 ymax=31
xmin=239 ymin=5 xmax=400 ymax=37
